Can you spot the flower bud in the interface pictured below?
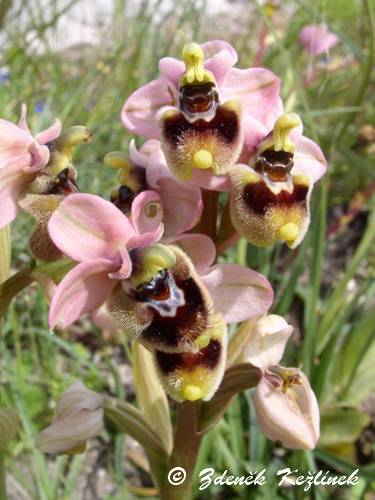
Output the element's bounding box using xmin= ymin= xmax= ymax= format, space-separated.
xmin=242 ymin=314 xmax=293 ymax=371
xmin=36 ymin=381 xmax=104 ymax=454
xmin=106 ymin=151 xmax=147 ymax=215
xmin=154 ymin=314 xmax=227 ymax=402
xmin=253 ymin=368 xmax=320 ymax=450
xmin=107 ymin=245 xmax=216 ymax=353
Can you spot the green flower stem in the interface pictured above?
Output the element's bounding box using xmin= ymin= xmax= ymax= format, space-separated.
xmin=0 ymin=452 xmax=6 ymax=500
xmin=162 ymin=402 xmax=202 ymax=500
xmin=236 ymin=237 xmax=248 ymax=267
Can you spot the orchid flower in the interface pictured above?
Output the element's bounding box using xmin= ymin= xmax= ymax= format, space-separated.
xmin=242 ymin=315 xmax=320 ymax=450
xmin=105 ymin=139 xmax=203 ymax=238
xmin=19 ymin=125 xmax=92 ymax=261
xmin=0 ymin=104 xmax=62 ymax=227
xmin=150 ymin=233 xmax=273 ymax=402
xmin=121 ymin=40 xmax=282 ymax=183
xmin=95 ymin=232 xmax=273 ymax=403
xmin=0 ymin=105 xmax=93 ymax=262
xmin=36 ymin=381 xmax=104 ymax=454
xmin=48 ymin=191 xmax=273 ymax=404
xmin=230 ymin=112 xmax=327 ymax=248
xmin=48 ymin=192 xmax=164 ymax=329
xmin=93 ymin=232 xmax=274 ymax=339
xmin=299 ymin=24 xmax=339 ymax=56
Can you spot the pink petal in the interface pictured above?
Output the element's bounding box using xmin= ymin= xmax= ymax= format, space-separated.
xmin=146 ymin=154 xmax=171 ymax=189
xmin=17 ymin=103 xmax=31 ymax=133
xmin=191 ymin=169 xmax=231 ymax=192
xmin=159 ymin=41 xmax=238 ymax=89
xmin=35 ymin=119 xmax=62 ymax=145
xmin=108 ymin=243 xmax=132 ymax=280
xmin=121 ymin=78 xmax=177 ymax=138
xmin=201 ymin=263 xmax=273 ymax=324
xmin=129 ymin=138 xmax=161 ymax=168
xmin=0 ymin=156 xmax=32 ymax=227
xmin=129 ymin=139 xmax=168 ymax=190
xmin=0 ymin=119 xmax=32 ymax=166
xmin=48 ymin=193 xmax=136 ymax=263
xmin=202 ymin=40 xmax=238 ymax=87
xmin=201 ymin=40 xmax=238 ymax=65
xmin=299 ymin=24 xmax=339 ymax=55
xmin=243 ymin=315 xmax=293 ymax=371
xmin=157 ymin=177 xmax=203 ymax=238
xmin=293 ymin=136 xmax=327 ymax=184
xmin=170 ymin=233 xmax=216 ymax=275
xmin=49 ymin=259 xmax=116 ymax=329
xmin=242 ymin=116 xmax=268 ymax=161
xmin=221 ymin=68 xmax=282 ymax=128
xmin=22 ymin=142 xmax=50 ymax=173
xmin=159 ymin=57 xmax=185 ymax=88
xmin=129 ymin=190 xmax=164 ymax=240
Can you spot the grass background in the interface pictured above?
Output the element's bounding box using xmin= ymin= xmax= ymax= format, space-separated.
xmin=1 ymin=0 xmax=375 ymax=498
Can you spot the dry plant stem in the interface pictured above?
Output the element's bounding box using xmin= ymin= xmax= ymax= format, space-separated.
xmin=162 ymin=402 xmax=202 ymax=500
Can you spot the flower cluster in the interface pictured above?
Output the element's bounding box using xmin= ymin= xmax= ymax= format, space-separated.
xmin=1 ymin=39 xmax=325 ymax=453
xmin=122 ymin=40 xmax=327 ymax=248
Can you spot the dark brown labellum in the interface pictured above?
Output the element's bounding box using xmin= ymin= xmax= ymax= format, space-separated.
xmin=162 ymin=104 xmax=240 ymax=147
xmin=106 ymin=246 xmax=215 ymax=353
xmin=242 ymin=180 xmax=309 ymax=215
xmin=179 ymin=82 xmax=218 ymax=115
xmin=140 ymin=272 xmax=208 ymax=349
xmin=156 ymin=338 xmax=222 ymax=374
xmin=255 ymin=149 xmax=294 ymax=183
xmin=134 ymin=269 xmax=170 ymax=301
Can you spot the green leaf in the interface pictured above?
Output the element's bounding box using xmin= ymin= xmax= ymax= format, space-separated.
xmin=314 ymin=448 xmax=375 ymax=483
xmin=344 ymin=341 xmax=375 ymax=405
xmin=320 ymin=405 xmax=371 ymax=447
xmin=198 ymin=363 xmax=261 ymax=433
xmin=132 ymin=342 xmax=173 ymax=454
xmin=103 ymin=397 xmax=168 ymax=492
xmin=0 ymin=408 xmax=20 ymax=451
xmin=316 ymin=207 xmax=375 ymax=354
xmin=0 ymin=269 xmax=33 ymax=321
xmin=331 ymin=307 xmax=375 ymax=398
xmin=0 ymin=259 xmax=74 ymax=321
